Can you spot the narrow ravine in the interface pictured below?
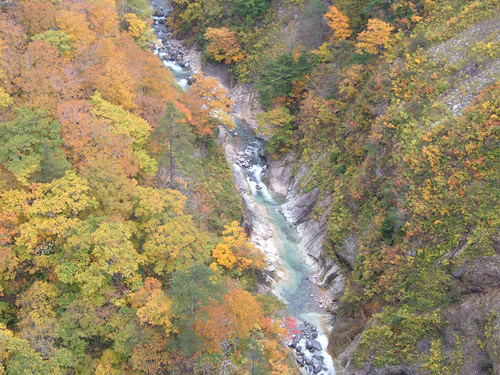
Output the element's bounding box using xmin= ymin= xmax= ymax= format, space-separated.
xmin=151 ymin=7 xmax=336 ymax=375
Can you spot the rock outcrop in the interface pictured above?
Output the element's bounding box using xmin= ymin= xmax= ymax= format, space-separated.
xmin=267 ymin=155 xmax=346 ymax=316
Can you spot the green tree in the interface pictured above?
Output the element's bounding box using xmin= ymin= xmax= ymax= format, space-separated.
xmin=168 ymin=264 xmax=221 ymax=357
xmin=0 ymin=108 xmax=69 ymax=185
xmin=230 ymin=0 xmax=269 ymax=25
xmin=0 ymin=323 xmax=73 ymax=375
xmin=154 ymin=101 xmax=196 ymax=189
xmin=31 ymin=30 xmax=71 ymax=55
xmin=255 ymin=54 xmax=314 ymax=109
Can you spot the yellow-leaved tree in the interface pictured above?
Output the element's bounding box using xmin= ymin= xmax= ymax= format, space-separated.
xmin=91 ymin=91 xmax=157 ymax=175
xmin=355 ymin=19 xmax=394 ymax=55
xmin=204 ymin=27 xmax=245 ymax=64
xmin=0 ymin=70 xmax=12 ymax=108
xmin=132 ymin=277 xmax=174 ymax=335
xmin=123 ymin=13 xmax=155 ymax=49
xmin=212 ymin=221 xmax=264 ymax=272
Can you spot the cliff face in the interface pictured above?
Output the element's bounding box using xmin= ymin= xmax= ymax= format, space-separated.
xmin=267 ymin=156 xmax=346 ymax=315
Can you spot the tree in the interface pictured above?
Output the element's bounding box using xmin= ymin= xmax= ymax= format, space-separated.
xmin=324 ymin=6 xmax=352 ymax=41
xmin=154 ymin=102 xmax=196 ymax=188
xmin=132 ymin=278 xmax=174 ymax=334
xmin=116 ymin=0 xmax=153 ymax=20
xmin=256 ymin=106 xmax=295 ymax=155
xmin=204 ymin=27 xmax=245 ymax=64
xmin=230 ymin=0 xmax=269 ymax=24
xmin=130 ymin=333 xmax=169 ymax=375
xmin=16 ymin=281 xmax=60 ymax=358
xmin=188 ymin=74 xmax=235 ymax=137
xmin=143 ymin=215 xmax=211 ymax=276
xmin=355 ymin=18 xmax=394 ymax=55
xmin=0 ymin=323 xmax=70 ymax=375
xmin=194 ymin=300 xmax=234 ymax=354
xmin=19 ymin=1 xmax=57 ymax=35
xmin=57 ymin=100 xmax=138 ymax=177
xmin=11 ymin=40 xmax=78 ymax=113
xmin=31 ymin=30 xmax=72 ymax=56
xmin=91 ymin=91 xmax=157 ymax=175
xmin=123 ymin=13 xmax=155 ymax=49
xmin=255 ymin=54 xmax=314 ymax=110
xmin=80 ymin=40 xmax=137 ymax=111
xmin=212 ymin=221 xmax=264 ymax=272
xmin=168 ymin=264 xmax=221 ymax=356
xmin=1 ymin=170 xmax=95 ymax=275
xmin=90 ymin=219 xmax=144 ymax=288
xmin=222 ymin=283 xmax=264 ymax=340
xmin=0 ymin=108 xmax=69 ymax=185
xmin=0 ymin=87 xmax=13 ymax=108
xmin=0 ymin=70 xmax=13 ymax=108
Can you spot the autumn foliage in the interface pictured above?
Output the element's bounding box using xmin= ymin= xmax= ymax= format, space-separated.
xmin=324 ymin=6 xmax=352 ymax=41
xmin=355 ymin=18 xmax=395 ymax=55
xmin=0 ymin=1 xmax=292 ymax=374
xmin=212 ymin=221 xmax=265 ymax=272
xmin=204 ymin=27 xmax=245 ymax=64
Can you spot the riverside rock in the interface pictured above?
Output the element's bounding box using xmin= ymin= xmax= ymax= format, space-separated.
xmin=305 ymin=340 xmax=313 ymax=350
xmin=312 ymin=340 xmax=322 ymax=351
xmin=297 ymin=356 xmax=305 ymax=367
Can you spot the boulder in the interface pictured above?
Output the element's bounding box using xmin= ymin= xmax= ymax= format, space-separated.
xmin=297 ymin=356 xmax=305 ymax=367
xmin=312 ymin=340 xmax=322 ymax=351
xmin=305 ymin=340 xmax=313 ymax=350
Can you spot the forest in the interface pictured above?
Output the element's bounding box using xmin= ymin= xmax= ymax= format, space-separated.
xmin=0 ymin=0 xmax=298 ymax=374
xmin=1 ymin=0 xmax=500 ymax=374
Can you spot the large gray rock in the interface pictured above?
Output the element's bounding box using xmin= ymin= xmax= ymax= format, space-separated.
xmin=281 ymin=187 xmax=319 ymax=225
xmin=452 ymin=254 xmax=500 ymax=292
xmin=267 ymin=152 xmax=296 ymax=196
xmin=227 ymin=83 xmax=263 ymax=128
xmin=334 ymin=233 xmax=358 ymax=271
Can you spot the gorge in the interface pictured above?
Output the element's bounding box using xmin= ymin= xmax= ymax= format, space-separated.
xmin=151 ymin=5 xmax=340 ymax=373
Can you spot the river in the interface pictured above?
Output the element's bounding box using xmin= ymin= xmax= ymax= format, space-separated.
xmin=151 ymin=7 xmax=336 ymax=375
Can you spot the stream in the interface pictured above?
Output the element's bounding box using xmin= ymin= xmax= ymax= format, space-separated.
xmin=151 ymin=6 xmax=336 ymax=374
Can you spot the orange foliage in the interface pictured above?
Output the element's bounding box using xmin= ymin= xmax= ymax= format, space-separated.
xmin=188 ymin=73 xmax=234 ymax=136
xmin=324 ymin=6 xmax=352 ymax=41
xmin=212 ymin=221 xmax=265 ymax=271
xmin=132 ymin=278 xmax=174 ymax=333
xmin=19 ymin=1 xmax=57 ymax=35
xmin=57 ymin=100 xmax=139 ymax=176
xmin=194 ymin=300 xmax=234 ymax=353
xmin=195 ymin=282 xmax=265 ymax=353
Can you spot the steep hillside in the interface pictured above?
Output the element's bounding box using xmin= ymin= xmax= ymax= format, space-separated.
xmin=0 ymin=1 xmax=297 ymax=374
xmin=169 ymin=0 xmax=500 ymax=373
